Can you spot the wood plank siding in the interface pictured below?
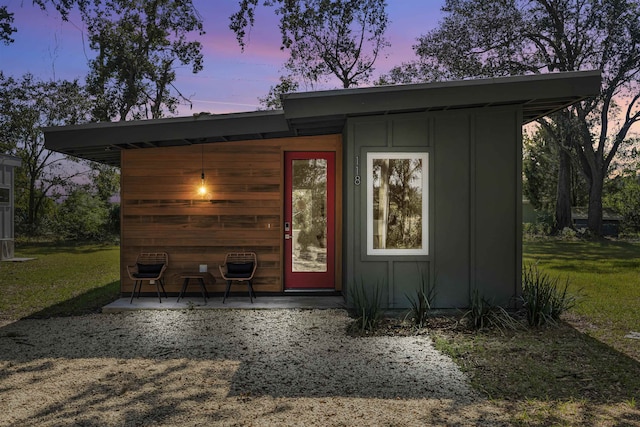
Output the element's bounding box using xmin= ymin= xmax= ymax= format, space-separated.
xmin=120 ymin=134 xmax=342 ymax=295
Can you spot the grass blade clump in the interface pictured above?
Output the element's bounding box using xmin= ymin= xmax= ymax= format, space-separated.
xmin=348 ymin=279 xmax=383 ymax=334
xmin=405 ymin=269 xmax=436 ymax=329
xmin=462 ymin=288 xmax=520 ymax=332
xmin=521 ymin=263 xmax=576 ymax=327
xmin=406 ymin=288 xmax=432 ymax=329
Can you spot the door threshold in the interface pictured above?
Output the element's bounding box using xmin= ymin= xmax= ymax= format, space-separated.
xmin=284 ymin=289 xmax=340 ymax=294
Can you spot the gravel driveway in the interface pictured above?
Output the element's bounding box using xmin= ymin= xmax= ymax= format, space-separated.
xmin=0 ymin=309 xmax=508 ymax=426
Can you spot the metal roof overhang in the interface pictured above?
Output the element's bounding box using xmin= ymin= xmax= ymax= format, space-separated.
xmin=44 ymin=70 xmax=601 ymax=167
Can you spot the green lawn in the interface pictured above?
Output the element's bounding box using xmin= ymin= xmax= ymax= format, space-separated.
xmin=523 ymin=239 xmax=640 ymax=359
xmin=0 ymin=242 xmax=120 ymax=321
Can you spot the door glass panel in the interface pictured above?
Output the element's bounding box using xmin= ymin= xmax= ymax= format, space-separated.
xmin=291 ymin=159 xmax=327 ymax=272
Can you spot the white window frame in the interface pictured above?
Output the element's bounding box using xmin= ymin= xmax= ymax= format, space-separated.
xmin=366 ymin=152 xmax=429 ymax=256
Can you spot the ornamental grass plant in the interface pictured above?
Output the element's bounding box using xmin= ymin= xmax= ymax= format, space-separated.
xmin=348 ymin=279 xmax=383 ymax=334
xmin=461 ymin=288 xmax=521 ymax=332
xmin=404 ymin=268 xmax=436 ymax=329
xmin=521 ymin=262 xmax=577 ymax=327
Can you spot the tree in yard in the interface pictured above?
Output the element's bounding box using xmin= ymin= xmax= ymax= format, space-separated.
xmin=603 ymin=139 xmax=640 ymax=234
xmin=230 ymin=0 xmax=389 ymax=89
xmin=89 ymin=162 xmax=121 ymax=238
xmin=523 ymin=125 xmax=588 ymax=218
xmin=31 ymin=0 xmax=84 ymax=19
xmin=2 ymin=1 xmax=83 ymax=41
xmin=4 ymin=1 xmax=204 ymax=121
xmin=56 ymin=187 xmax=110 ymax=241
xmin=82 ymin=0 xmax=205 ymax=121
xmin=604 ymin=169 xmax=640 ymax=234
xmin=382 ymin=0 xmax=640 ymax=237
xmin=0 ymin=6 xmax=16 ymax=45
xmin=0 ymin=73 xmax=92 ymax=235
xmin=91 ymin=162 xmax=120 ymax=205
xmin=1 ymin=1 xmax=69 ymax=45
xmin=258 ymin=75 xmax=300 ymax=110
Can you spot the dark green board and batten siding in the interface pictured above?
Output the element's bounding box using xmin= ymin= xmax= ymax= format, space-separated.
xmin=344 ymin=108 xmax=522 ymax=309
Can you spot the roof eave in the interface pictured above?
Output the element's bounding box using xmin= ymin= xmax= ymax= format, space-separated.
xmin=44 ymin=110 xmax=290 ymax=167
xmin=281 ymin=70 xmax=601 ymax=124
xmin=44 ymin=71 xmax=602 ymax=168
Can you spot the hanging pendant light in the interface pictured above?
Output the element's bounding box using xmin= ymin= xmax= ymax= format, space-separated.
xmin=198 ymin=144 xmax=207 ymax=198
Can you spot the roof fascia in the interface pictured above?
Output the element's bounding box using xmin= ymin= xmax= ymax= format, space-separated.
xmin=44 ymin=110 xmax=288 ymax=151
xmin=281 ymin=71 xmax=602 ymax=120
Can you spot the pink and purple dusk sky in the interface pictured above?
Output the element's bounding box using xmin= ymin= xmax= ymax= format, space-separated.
xmin=1 ymin=1 xmax=446 ymax=116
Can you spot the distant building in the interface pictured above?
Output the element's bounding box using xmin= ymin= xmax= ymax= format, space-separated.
xmin=572 ymin=207 xmax=622 ymax=237
xmin=0 ymin=154 xmax=21 ymax=260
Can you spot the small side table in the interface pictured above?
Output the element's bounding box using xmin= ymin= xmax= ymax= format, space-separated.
xmin=177 ymin=272 xmax=214 ymax=304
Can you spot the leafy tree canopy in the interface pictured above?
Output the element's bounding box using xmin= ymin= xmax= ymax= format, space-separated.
xmin=3 ymin=1 xmax=81 ymax=39
xmin=523 ymin=127 xmax=588 ymax=212
xmin=82 ymin=0 xmax=205 ymax=121
xmin=31 ymin=0 xmax=82 ymax=20
xmin=382 ymin=0 xmax=640 ymax=236
xmin=230 ymin=0 xmax=389 ymax=88
xmin=0 ymin=6 xmax=16 ymax=45
xmin=56 ymin=187 xmax=110 ymax=241
xmin=0 ymin=72 xmax=92 ymax=235
xmin=258 ymin=74 xmax=299 ymax=110
xmin=604 ymin=165 xmax=640 ymax=234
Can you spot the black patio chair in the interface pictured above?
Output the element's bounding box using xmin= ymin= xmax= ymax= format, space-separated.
xmin=219 ymin=252 xmax=257 ymax=303
xmin=127 ymin=252 xmax=168 ymax=303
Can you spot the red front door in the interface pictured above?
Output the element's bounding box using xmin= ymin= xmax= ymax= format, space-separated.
xmin=284 ymin=152 xmax=335 ymax=289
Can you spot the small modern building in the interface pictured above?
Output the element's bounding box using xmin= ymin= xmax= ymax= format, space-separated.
xmin=44 ymin=71 xmax=601 ymax=308
xmin=0 ymin=154 xmax=22 ymax=260
xmin=572 ymin=207 xmax=622 ymax=237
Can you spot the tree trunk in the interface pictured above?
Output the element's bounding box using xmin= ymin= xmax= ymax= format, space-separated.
xmin=27 ymin=176 xmax=37 ymax=235
xmin=377 ymin=160 xmax=389 ymax=249
xmin=587 ymin=169 xmax=604 ymax=238
xmin=554 ymin=149 xmax=573 ymax=232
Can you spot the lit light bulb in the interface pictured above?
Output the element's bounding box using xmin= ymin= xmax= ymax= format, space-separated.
xmin=198 ymin=172 xmax=206 ymax=197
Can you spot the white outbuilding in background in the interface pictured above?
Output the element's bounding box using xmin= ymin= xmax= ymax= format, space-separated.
xmin=0 ymin=154 xmax=21 ymax=260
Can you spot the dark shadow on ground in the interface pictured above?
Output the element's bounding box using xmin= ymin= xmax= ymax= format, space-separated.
xmin=15 ymin=241 xmax=119 ymax=256
xmin=434 ymin=321 xmax=640 ymax=407
xmin=524 ymin=239 xmax=640 ymax=273
xmin=25 ymin=280 xmax=120 ymax=319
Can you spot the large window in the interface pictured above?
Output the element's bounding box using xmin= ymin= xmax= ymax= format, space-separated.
xmin=367 ymin=152 xmax=428 ymax=255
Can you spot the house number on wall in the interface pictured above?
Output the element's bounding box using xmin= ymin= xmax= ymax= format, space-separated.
xmin=354 ymin=155 xmax=361 ymax=185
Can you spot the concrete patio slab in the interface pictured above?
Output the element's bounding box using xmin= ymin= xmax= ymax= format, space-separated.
xmin=103 ymin=295 xmax=346 ymax=313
